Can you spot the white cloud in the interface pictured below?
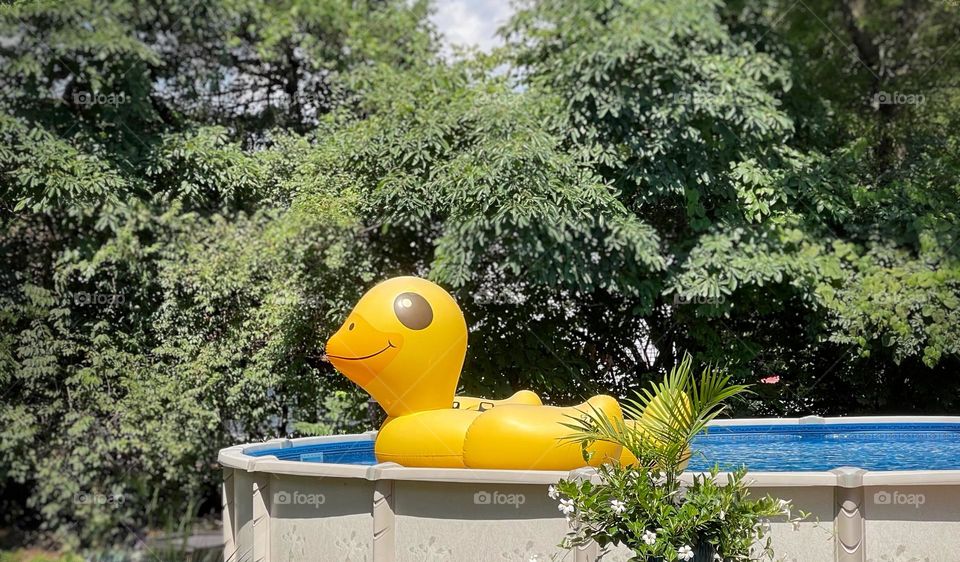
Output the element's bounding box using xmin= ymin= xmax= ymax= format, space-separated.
xmin=430 ymin=0 xmax=515 ymax=53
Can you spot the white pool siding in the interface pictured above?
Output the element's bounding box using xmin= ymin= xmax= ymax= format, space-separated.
xmin=219 ymin=417 xmax=960 ymax=562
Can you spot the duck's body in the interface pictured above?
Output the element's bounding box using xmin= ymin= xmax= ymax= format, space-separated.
xmin=376 ymin=395 xmax=622 ymax=469
xmin=325 ymin=276 xmax=624 ymax=470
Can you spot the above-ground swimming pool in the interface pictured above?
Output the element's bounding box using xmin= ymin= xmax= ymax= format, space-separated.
xmin=244 ymin=421 xmax=960 ymax=472
xmin=220 ymin=416 xmax=960 ymax=562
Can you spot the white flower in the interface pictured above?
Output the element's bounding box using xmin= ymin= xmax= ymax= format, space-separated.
xmin=610 ymin=499 xmax=626 ymax=514
xmin=713 ymin=553 xmax=722 ymax=561
xmin=548 ymin=485 xmax=559 ymax=500
xmin=641 ymin=529 xmax=657 ymax=545
xmin=678 ymin=545 xmax=695 ymax=561
xmin=558 ymin=498 xmax=575 ymax=516
xmin=778 ymin=498 xmax=792 ymax=517
xmin=718 ymin=509 xmax=726 ymax=520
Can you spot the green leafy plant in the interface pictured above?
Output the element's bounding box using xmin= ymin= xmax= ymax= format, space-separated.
xmin=563 ymin=353 xmax=750 ymax=477
xmin=554 ymin=354 xmax=805 ymax=560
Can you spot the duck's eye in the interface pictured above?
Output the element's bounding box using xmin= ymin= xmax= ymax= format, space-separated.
xmin=394 ymin=292 xmax=433 ymax=330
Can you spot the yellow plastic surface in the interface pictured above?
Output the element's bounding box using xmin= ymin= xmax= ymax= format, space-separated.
xmin=463 ymin=395 xmax=623 ymax=470
xmin=617 ymin=393 xmax=693 ymax=470
xmin=454 ymin=390 xmax=542 ymax=410
xmin=325 ymin=277 xmax=467 ymax=418
xmin=325 ymin=276 xmax=638 ymax=470
xmin=376 ymin=409 xmax=480 ymax=468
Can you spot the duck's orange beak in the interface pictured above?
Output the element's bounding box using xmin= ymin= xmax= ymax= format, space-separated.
xmin=325 ymin=314 xmax=403 ymax=388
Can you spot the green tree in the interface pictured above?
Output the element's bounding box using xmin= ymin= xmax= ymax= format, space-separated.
xmin=505 ymin=0 xmax=960 ymax=413
xmin=0 ymin=0 xmax=431 ymax=547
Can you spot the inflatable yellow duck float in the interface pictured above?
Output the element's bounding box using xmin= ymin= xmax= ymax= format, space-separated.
xmin=324 ymin=276 xmax=625 ymax=470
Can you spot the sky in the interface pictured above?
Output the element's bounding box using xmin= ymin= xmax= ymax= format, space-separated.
xmin=430 ymin=0 xmax=516 ymax=53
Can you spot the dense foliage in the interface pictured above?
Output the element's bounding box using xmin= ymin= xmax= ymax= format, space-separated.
xmin=505 ymin=0 xmax=960 ymax=408
xmin=1 ymin=0 xmax=958 ymax=548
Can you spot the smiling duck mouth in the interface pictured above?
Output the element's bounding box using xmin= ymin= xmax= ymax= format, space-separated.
xmin=325 ymin=341 xmax=396 ymax=361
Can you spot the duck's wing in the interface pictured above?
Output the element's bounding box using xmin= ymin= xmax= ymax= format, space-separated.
xmin=376 ymin=409 xmax=480 ymax=468
xmin=462 ymin=396 xmax=623 ymax=470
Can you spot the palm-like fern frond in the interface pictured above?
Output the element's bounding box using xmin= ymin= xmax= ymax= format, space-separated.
xmin=563 ymin=352 xmax=750 ymax=474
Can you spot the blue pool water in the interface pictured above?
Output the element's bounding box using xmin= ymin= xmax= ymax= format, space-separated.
xmin=248 ymin=423 xmax=960 ymax=471
xmin=687 ymin=423 xmax=960 ymax=471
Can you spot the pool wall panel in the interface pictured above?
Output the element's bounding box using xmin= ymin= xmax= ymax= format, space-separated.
xmin=392 ymin=480 xmax=568 ymax=561
xmin=750 ymin=486 xmax=836 ymax=562
xmin=863 ymin=484 xmax=960 ymax=561
xmin=268 ymin=475 xmax=374 ymax=562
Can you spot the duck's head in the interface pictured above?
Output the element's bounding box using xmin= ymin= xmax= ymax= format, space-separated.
xmin=324 ymin=276 xmax=467 ymax=417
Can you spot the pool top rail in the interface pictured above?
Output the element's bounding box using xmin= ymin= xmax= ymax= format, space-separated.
xmin=218 ymin=415 xmax=960 ymax=487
